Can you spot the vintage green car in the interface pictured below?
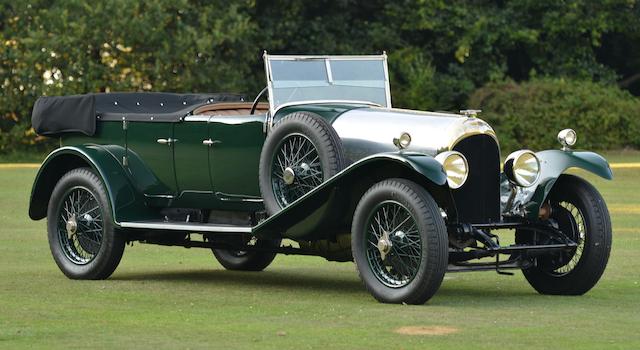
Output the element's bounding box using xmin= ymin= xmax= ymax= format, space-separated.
xmin=29 ymin=54 xmax=613 ymax=304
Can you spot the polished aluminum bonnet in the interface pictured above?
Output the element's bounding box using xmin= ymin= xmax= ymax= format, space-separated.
xmin=331 ymin=107 xmax=497 ymax=162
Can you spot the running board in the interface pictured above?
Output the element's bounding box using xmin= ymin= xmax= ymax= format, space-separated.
xmin=119 ymin=221 xmax=252 ymax=233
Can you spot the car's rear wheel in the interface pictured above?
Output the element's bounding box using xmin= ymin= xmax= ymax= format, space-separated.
xmin=516 ymin=174 xmax=612 ymax=295
xmin=259 ymin=112 xmax=346 ymax=215
xmin=47 ymin=168 xmax=125 ymax=279
xmin=351 ymin=179 xmax=448 ymax=304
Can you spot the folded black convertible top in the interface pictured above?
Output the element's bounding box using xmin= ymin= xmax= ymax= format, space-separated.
xmin=31 ymin=92 xmax=244 ymax=136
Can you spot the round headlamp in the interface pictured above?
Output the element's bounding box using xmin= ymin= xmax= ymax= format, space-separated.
xmin=504 ymin=150 xmax=540 ymax=187
xmin=435 ymin=151 xmax=469 ymax=189
xmin=557 ymin=128 xmax=577 ymax=148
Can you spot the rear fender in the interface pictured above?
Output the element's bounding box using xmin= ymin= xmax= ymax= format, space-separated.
xmin=253 ymin=152 xmax=453 ymax=240
xmin=29 ymin=145 xmax=153 ymax=223
xmin=520 ymin=150 xmax=613 ymax=219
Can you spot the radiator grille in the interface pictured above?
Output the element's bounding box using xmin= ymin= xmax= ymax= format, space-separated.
xmin=452 ymin=135 xmax=501 ymax=224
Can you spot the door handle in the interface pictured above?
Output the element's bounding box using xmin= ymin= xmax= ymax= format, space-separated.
xmin=157 ymin=138 xmax=177 ymax=145
xmin=202 ymin=139 xmax=221 ymax=146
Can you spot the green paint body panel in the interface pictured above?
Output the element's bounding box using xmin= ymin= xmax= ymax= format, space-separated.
xmin=29 ymin=145 xmax=155 ymax=223
xmin=170 ymin=115 xmax=266 ymax=211
xmin=208 ymin=115 xmax=265 ymax=197
xmin=524 ymin=150 xmax=613 ymax=219
xmin=174 ymin=121 xmax=211 ymax=193
xmin=126 ymin=122 xmax=177 ymax=196
xmin=273 ymin=103 xmax=371 ymax=124
xmin=62 ymin=121 xmax=124 ymax=147
xmin=33 ymin=113 xmax=268 ymax=223
xmin=253 ymin=152 xmax=448 ymax=240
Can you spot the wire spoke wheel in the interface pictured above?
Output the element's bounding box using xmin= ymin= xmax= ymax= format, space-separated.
xmin=47 ymin=168 xmax=125 ymax=280
xmin=259 ymin=112 xmax=345 ymax=215
xmin=515 ymin=174 xmax=612 ymax=295
xmin=56 ymin=186 xmax=104 ymax=265
xmin=365 ymin=200 xmax=422 ymax=288
xmin=548 ymin=201 xmax=586 ymax=275
xmin=352 ymin=179 xmax=447 ymax=304
xmin=271 ymin=133 xmax=324 ymax=207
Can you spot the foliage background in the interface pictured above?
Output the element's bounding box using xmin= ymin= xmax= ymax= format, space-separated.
xmin=1 ymin=0 xmax=639 ymax=155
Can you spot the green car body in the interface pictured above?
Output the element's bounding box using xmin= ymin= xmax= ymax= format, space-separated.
xmin=28 ymin=54 xmax=614 ymax=303
xmin=29 ymin=101 xmax=612 ymax=238
xmin=29 ymin=102 xmax=450 ymax=234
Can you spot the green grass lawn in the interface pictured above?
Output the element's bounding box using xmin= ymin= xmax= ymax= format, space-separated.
xmin=1 ymin=165 xmax=639 ymax=349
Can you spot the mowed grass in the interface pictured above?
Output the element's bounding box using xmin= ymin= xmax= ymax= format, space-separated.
xmin=0 ymin=163 xmax=639 ymax=349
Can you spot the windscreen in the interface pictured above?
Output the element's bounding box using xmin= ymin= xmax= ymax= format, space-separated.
xmin=266 ymin=56 xmax=390 ymax=111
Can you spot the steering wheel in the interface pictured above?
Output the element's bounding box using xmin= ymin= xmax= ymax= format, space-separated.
xmin=250 ymin=86 xmax=268 ymax=115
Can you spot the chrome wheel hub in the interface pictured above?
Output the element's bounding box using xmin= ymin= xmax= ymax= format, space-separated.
xmin=66 ymin=215 xmax=78 ymax=235
xmin=83 ymin=213 xmax=94 ymax=223
xmin=377 ymin=230 xmax=392 ymax=261
xmin=283 ymin=167 xmax=295 ymax=185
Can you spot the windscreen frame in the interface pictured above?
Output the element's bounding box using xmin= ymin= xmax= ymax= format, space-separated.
xmin=264 ymin=53 xmax=392 ymax=115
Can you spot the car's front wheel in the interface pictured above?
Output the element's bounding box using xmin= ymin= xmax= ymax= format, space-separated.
xmin=47 ymin=168 xmax=125 ymax=279
xmin=516 ymin=174 xmax=612 ymax=295
xmin=351 ymin=179 xmax=448 ymax=304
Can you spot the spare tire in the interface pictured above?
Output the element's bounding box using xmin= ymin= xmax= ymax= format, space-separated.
xmin=259 ymin=112 xmax=346 ymax=215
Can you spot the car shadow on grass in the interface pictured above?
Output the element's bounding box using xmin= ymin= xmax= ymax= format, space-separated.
xmin=112 ymin=268 xmax=365 ymax=294
xmin=436 ymin=285 xmax=534 ymax=300
xmin=112 ymin=268 xmax=538 ymax=303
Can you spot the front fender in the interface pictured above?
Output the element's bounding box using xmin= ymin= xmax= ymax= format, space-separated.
xmin=29 ymin=145 xmax=153 ymax=223
xmin=253 ymin=152 xmax=450 ymax=240
xmin=520 ymin=150 xmax=613 ymax=219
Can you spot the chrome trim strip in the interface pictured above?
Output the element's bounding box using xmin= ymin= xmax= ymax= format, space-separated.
xmin=179 ymin=190 xmax=214 ymax=195
xmin=264 ymin=51 xmax=275 ymax=131
xmin=215 ymin=191 xmax=264 ymax=203
xmin=183 ymin=115 xmax=212 ymax=122
xmin=325 ymin=59 xmax=333 ymax=83
xmin=265 ymin=54 xmax=387 ymax=60
xmin=382 ymin=52 xmax=392 ymax=108
xmin=120 ymin=221 xmax=252 ymax=233
xmin=143 ymin=194 xmax=176 ymax=199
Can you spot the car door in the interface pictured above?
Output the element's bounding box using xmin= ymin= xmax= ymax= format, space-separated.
xmin=126 ymin=121 xmax=177 ymax=198
xmin=173 ymin=116 xmax=215 ymax=198
xmin=208 ymin=115 xmax=265 ymax=199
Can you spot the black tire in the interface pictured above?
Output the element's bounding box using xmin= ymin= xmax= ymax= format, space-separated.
xmin=47 ymin=168 xmax=125 ymax=279
xmin=516 ymin=174 xmax=612 ymax=295
xmin=351 ymin=179 xmax=448 ymax=304
xmin=259 ymin=112 xmax=346 ymax=215
xmin=212 ymin=239 xmax=281 ymax=271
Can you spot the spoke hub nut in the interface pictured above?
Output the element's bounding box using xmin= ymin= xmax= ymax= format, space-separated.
xmin=66 ymin=215 xmax=78 ymax=235
xmin=83 ymin=214 xmax=94 ymax=223
xmin=283 ymin=167 xmax=296 ymax=185
xmin=377 ymin=231 xmax=393 ymax=260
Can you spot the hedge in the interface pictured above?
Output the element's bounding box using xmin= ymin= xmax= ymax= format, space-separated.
xmin=1 ymin=1 xmax=639 ymax=155
xmin=468 ymin=79 xmax=640 ymax=153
